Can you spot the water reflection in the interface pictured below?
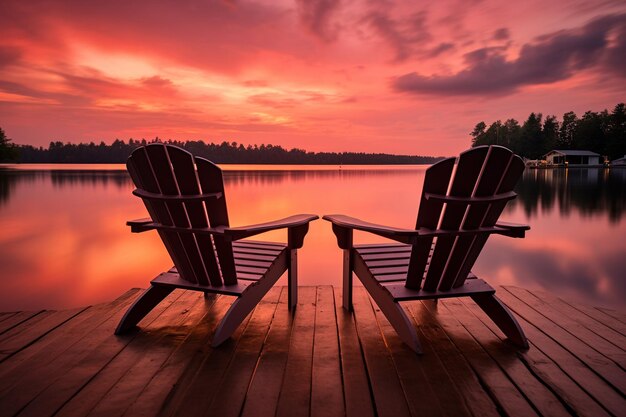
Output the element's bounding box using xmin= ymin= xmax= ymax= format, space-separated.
xmin=512 ymin=168 xmax=626 ymax=222
xmin=0 ymin=165 xmax=624 ymax=311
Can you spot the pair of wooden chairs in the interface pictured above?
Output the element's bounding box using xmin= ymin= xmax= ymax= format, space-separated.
xmin=116 ymin=144 xmax=529 ymax=353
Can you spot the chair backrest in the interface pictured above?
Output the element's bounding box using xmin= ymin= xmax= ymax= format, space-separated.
xmin=127 ymin=144 xmax=238 ymax=286
xmin=406 ymin=145 xmax=525 ymax=291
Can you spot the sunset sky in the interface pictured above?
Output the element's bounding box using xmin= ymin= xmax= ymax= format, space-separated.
xmin=1 ymin=0 xmax=625 ymax=155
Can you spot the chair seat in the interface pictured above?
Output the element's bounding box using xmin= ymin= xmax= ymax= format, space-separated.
xmin=158 ymin=241 xmax=288 ymax=295
xmin=354 ymin=243 xmax=477 ymax=284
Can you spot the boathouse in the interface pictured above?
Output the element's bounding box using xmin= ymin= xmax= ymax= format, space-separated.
xmin=612 ymin=155 xmax=626 ymax=166
xmin=543 ymin=150 xmax=601 ymax=167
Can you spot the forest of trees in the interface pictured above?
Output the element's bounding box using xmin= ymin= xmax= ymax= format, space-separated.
xmin=470 ymin=103 xmax=626 ymax=160
xmin=3 ymin=102 xmax=624 ymax=164
xmin=13 ymin=139 xmax=442 ymax=165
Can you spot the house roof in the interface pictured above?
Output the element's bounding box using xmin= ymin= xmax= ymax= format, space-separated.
xmin=544 ymin=150 xmax=601 ymax=157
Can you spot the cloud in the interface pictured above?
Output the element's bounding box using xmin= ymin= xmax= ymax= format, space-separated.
xmin=492 ymin=27 xmax=510 ymax=41
xmin=363 ymin=9 xmax=433 ymax=62
xmin=296 ymin=0 xmax=342 ymax=41
xmin=392 ymin=13 xmax=626 ymax=96
xmin=0 ymin=47 xmax=22 ymax=69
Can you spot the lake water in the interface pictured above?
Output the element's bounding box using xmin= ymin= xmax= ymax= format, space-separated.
xmin=0 ymin=164 xmax=624 ymax=311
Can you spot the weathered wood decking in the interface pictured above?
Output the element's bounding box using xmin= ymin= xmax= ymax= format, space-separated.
xmin=0 ymin=286 xmax=623 ymax=417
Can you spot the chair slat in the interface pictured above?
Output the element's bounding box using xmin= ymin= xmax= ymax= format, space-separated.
xmin=453 ymin=154 xmax=525 ymax=287
xmin=145 ymin=145 xmax=211 ymax=286
xmin=438 ymin=146 xmax=512 ymax=290
xmin=127 ymin=147 xmax=198 ymax=284
xmin=167 ymin=146 xmax=223 ymax=286
xmin=406 ymin=157 xmax=455 ymax=289
xmin=234 ymin=241 xmax=286 ymax=250
xmin=196 ymin=157 xmax=238 ymax=285
xmin=422 ymin=147 xmax=489 ymax=291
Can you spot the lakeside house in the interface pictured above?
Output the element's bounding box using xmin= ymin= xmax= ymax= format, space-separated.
xmin=543 ymin=149 xmax=602 ymax=167
xmin=612 ymin=155 xmax=626 ymax=166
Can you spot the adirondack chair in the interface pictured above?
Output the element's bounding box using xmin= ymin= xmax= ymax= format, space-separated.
xmin=324 ymin=145 xmax=529 ymax=353
xmin=115 ymin=144 xmax=317 ymax=346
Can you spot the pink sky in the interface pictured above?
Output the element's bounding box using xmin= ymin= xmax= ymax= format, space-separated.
xmin=1 ymin=0 xmax=625 ymax=155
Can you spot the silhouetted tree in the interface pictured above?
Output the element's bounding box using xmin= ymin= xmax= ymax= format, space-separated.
xmin=0 ymin=127 xmax=19 ymax=162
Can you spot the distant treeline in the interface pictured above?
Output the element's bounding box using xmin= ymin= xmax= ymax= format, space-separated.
xmin=471 ymin=103 xmax=626 ymax=160
xmin=14 ymin=139 xmax=442 ymax=164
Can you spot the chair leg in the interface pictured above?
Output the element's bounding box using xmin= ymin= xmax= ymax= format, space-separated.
xmin=343 ymin=249 xmax=353 ymax=311
xmin=471 ymin=293 xmax=529 ymax=349
xmin=356 ymin=272 xmax=422 ymax=353
xmin=115 ymin=285 xmax=174 ymax=334
xmin=212 ymin=269 xmax=279 ymax=347
xmin=288 ymin=249 xmax=298 ymax=309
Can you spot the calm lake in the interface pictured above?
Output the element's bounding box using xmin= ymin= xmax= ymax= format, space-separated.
xmin=0 ymin=164 xmax=625 ymax=311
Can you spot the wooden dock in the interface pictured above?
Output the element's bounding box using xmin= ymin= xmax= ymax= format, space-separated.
xmin=0 ymin=286 xmax=623 ymax=417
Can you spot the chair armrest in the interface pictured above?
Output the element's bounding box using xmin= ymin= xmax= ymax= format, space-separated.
xmin=225 ymin=214 xmax=319 ymax=248
xmin=127 ymin=218 xmax=156 ymax=233
xmin=324 ymin=214 xmax=531 ymax=249
xmin=494 ymin=221 xmax=530 ymax=238
xmin=127 ymin=218 xmax=226 ymax=235
xmin=323 ymin=214 xmax=418 ymax=247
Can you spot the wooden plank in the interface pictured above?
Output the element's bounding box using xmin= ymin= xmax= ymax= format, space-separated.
xmin=523 ymin=288 xmax=626 ymax=352
xmin=0 ymin=312 xmax=17 ymax=323
xmin=351 ymin=287 xmax=411 ymax=417
xmin=505 ymin=287 xmax=626 ymax=366
xmin=145 ymin=145 xmax=211 ymax=286
xmin=202 ymin=287 xmax=282 ymax=417
xmin=234 ymin=240 xmax=286 ymax=250
xmin=373 ymin=300 xmax=460 ymax=417
xmin=0 ymin=290 xmax=182 ymax=417
xmin=275 ymin=287 xmax=316 ymax=417
xmin=407 ymin=300 xmax=501 ymax=417
xmin=0 ymin=307 xmax=88 ymax=362
xmin=128 ymin=147 xmax=198 ymax=285
xmin=438 ymin=147 xmax=513 ymax=290
xmin=596 ymin=307 xmax=626 ymax=325
xmin=333 ymin=288 xmax=375 ymax=417
xmin=366 ymin=259 xmax=410 ymax=268
xmin=499 ymin=287 xmax=626 ymax=394
xmin=233 ymin=247 xmax=284 ymax=256
xmin=232 ymin=251 xmax=276 ymax=262
xmin=558 ymin=296 xmax=626 ymax=338
xmin=196 ymin=156 xmax=237 ymax=284
xmin=0 ymin=311 xmax=44 ymax=335
xmin=240 ymin=288 xmax=292 ymax=417
xmin=496 ymin=289 xmax=625 ymax=416
xmin=408 ymin=301 xmax=499 ymax=417
xmin=415 ymin=298 xmax=540 ymax=417
xmin=0 ymin=290 xmax=140 ymax=388
xmin=361 ymin=251 xmax=413 ymax=261
xmin=383 ymin=278 xmax=494 ymax=301
xmin=54 ymin=291 xmax=209 ymax=417
xmin=424 ymin=147 xmax=488 ymax=291
xmin=168 ymin=146 xmax=224 ymax=286
xmin=444 ymin=298 xmax=571 ymax=417
xmin=164 ymin=288 xmax=280 ymax=417
xmin=407 ymin=157 xmax=455 ymax=289
xmin=461 ymin=296 xmax=612 ymax=417
xmin=355 ymin=245 xmax=411 ymax=254
xmin=310 ymin=286 xmax=344 ymax=417
xmin=452 ymin=152 xmax=525 ymax=288
xmin=119 ymin=294 xmax=228 ymax=417
xmin=153 ymin=298 xmax=253 ymax=417
xmin=17 ymin=291 xmax=198 ymax=417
